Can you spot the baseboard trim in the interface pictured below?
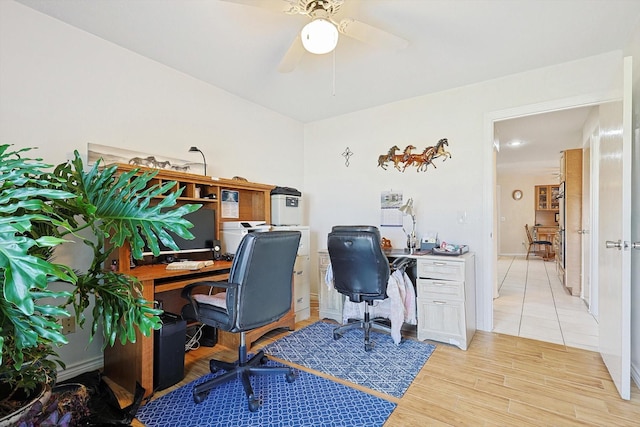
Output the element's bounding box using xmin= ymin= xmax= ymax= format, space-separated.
xmin=631 ymin=362 xmax=640 ymax=392
xmin=56 ymin=356 xmax=103 ymax=382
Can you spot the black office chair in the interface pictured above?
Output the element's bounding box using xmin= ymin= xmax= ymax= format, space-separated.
xmin=182 ymin=231 xmax=301 ymax=412
xmin=328 ymin=225 xmax=406 ymax=351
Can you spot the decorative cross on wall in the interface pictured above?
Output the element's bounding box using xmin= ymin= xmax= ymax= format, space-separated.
xmin=342 ymin=147 xmax=354 ymax=167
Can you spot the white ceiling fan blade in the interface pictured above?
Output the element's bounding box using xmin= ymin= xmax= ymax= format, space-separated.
xmin=338 ymin=18 xmax=409 ymax=50
xmin=219 ymin=0 xmax=299 ymax=14
xmin=278 ymin=34 xmax=305 ymax=73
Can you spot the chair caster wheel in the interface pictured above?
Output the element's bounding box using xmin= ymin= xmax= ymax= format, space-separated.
xmin=333 ymin=332 xmax=342 ymax=340
xmin=193 ymin=392 xmax=208 ymax=404
xmin=365 ymin=343 xmax=373 ymax=352
xmin=285 ymin=370 xmax=296 ymax=383
xmin=209 ymin=360 xmax=219 ymax=373
xmin=248 ymin=398 xmax=260 ymax=412
xmin=260 ymin=355 xmax=269 ymax=365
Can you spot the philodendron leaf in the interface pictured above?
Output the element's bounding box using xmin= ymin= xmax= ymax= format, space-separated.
xmin=0 ymin=225 xmax=76 ymax=313
xmin=69 ymin=151 xmax=201 ymax=260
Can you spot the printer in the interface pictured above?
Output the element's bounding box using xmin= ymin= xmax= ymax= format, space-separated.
xmin=220 ymin=221 xmax=271 ymax=254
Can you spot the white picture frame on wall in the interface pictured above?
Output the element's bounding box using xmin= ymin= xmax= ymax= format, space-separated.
xmin=87 ymin=143 xmax=205 ymax=175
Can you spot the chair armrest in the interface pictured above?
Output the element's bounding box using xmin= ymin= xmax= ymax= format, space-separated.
xmin=181 ymin=280 xmax=235 ymax=301
xmin=182 ymin=281 xmax=239 ymax=319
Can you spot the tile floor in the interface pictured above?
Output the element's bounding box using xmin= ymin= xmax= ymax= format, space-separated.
xmin=493 ymin=255 xmax=599 ymax=351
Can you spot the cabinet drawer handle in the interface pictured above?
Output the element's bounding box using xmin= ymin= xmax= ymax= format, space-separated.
xmin=433 ymin=301 xmax=447 ymax=305
xmin=432 ymin=282 xmax=446 ymax=286
xmin=433 ymin=262 xmax=446 ymax=266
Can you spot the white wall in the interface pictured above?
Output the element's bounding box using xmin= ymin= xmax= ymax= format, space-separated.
xmin=497 ymin=172 xmax=558 ymax=255
xmin=0 ymin=1 xmax=304 ymax=376
xmin=304 ymin=52 xmax=623 ymax=332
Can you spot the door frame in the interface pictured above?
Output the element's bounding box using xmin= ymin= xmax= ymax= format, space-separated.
xmin=587 ymin=130 xmax=600 ymax=319
xmin=482 ymin=92 xmax=619 ymax=332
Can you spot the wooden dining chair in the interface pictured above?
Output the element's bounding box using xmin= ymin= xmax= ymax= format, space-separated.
xmin=525 ymin=224 xmax=553 ymax=260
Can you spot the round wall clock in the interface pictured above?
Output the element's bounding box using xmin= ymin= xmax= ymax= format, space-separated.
xmin=512 ymin=190 xmax=523 ymax=200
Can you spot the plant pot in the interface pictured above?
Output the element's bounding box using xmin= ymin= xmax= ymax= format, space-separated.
xmin=0 ymin=383 xmax=51 ymax=427
xmin=51 ymin=383 xmax=90 ymax=423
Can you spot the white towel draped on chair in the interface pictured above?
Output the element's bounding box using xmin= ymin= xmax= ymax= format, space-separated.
xmin=324 ymin=264 xmax=416 ymax=345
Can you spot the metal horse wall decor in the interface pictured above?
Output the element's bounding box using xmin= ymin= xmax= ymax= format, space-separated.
xmin=377 ymin=138 xmax=451 ymax=172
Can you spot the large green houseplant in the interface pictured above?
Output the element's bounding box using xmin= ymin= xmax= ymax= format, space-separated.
xmin=0 ymin=144 xmax=200 ymax=420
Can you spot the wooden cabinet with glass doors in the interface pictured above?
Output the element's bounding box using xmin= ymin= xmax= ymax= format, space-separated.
xmin=534 ymin=184 xmax=560 ymax=260
xmin=535 ymin=185 xmax=560 ymax=211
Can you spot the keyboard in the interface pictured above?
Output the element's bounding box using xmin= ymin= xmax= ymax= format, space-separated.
xmin=165 ymin=260 xmax=213 ymax=270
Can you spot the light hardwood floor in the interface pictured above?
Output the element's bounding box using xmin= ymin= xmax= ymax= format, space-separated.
xmin=125 ymin=299 xmax=640 ymax=426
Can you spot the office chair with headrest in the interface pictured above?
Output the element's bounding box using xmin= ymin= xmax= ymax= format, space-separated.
xmin=182 ymin=230 xmax=301 ymax=412
xmin=328 ymin=225 xmax=401 ymax=351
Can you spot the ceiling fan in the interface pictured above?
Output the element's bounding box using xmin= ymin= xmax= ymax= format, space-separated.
xmin=222 ymin=0 xmax=409 ymax=72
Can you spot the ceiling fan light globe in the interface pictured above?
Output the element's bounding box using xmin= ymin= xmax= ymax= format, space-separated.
xmin=301 ymin=18 xmax=338 ymax=54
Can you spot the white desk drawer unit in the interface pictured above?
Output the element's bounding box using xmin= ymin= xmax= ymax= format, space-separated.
xmin=317 ymin=251 xmax=343 ymax=323
xmin=418 ymin=279 xmax=465 ymax=300
xmin=416 ymin=253 xmax=475 ymax=350
xmin=272 ymin=226 xmax=310 ymax=321
xmin=417 ymin=259 xmax=464 ymax=282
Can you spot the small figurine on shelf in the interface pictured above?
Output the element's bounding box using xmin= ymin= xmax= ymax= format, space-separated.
xmin=381 ymin=237 xmax=392 ymax=250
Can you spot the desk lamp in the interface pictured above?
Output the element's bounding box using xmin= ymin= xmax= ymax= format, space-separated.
xmin=189 ymin=146 xmax=207 ymax=176
xmin=399 ymin=198 xmax=417 ymax=254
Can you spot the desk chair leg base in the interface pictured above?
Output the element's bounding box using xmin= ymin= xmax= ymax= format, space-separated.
xmin=210 ymin=359 xmax=236 ymax=374
xmin=193 ymin=345 xmax=296 ymax=410
xmin=248 ymin=397 xmax=260 ymax=412
xmin=332 ymin=307 xmax=392 ymax=351
xmin=333 ymin=320 xmax=364 ymax=340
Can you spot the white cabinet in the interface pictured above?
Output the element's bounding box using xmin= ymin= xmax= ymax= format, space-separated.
xmin=317 ymin=251 xmax=343 ymax=323
xmin=317 ymin=250 xmax=476 ymax=350
xmin=273 ymin=226 xmax=310 ymax=321
xmin=293 ymin=255 xmax=310 ymax=321
xmin=416 ymin=253 xmax=476 ymax=350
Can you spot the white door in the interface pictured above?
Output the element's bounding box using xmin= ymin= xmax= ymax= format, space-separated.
xmin=597 ymin=57 xmax=632 ymax=400
xmin=581 ymin=143 xmax=591 ymax=305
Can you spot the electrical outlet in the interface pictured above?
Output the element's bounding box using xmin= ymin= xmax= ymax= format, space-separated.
xmin=58 ymin=316 xmax=76 ymax=335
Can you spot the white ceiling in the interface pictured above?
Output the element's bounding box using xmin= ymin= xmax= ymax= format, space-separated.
xmin=495 ymin=106 xmax=594 ymax=176
xmin=13 ymin=0 xmax=640 ymax=174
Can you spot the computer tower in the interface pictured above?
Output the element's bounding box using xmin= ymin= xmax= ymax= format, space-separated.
xmin=154 ymin=312 xmax=186 ymax=391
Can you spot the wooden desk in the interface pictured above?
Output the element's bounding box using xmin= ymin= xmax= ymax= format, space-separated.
xmin=103 ymin=262 xmax=231 ymax=397
xmin=533 ymin=226 xmax=558 ymax=243
xmin=533 ymin=226 xmax=558 ymax=260
xmin=103 ymin=261 xmax=296 ymax=397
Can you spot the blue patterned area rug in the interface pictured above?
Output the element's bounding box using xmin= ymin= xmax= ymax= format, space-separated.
xmin=264 ymin=321 xmax=436 ymax=398
xmin=136 ymin=361 xmax=396 ymax=427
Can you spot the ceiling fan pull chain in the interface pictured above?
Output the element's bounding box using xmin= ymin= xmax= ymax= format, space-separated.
xmin=332 ymin=48 xmax=336 ymax=96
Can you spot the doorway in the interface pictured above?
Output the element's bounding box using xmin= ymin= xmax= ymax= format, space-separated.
xmin=490 ymin=103 xmax=600 ymax=349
